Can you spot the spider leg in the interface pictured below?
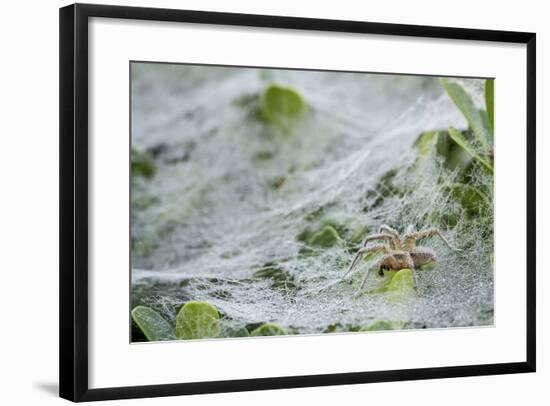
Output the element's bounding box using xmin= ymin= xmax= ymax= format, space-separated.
xmin=404 ymin=228 xmax=461 ymax=252
xmin=378 ymin=224 xmax=398 ymax=234
xmin=343 ymin=244 xmax=392 ymax=279
xmin=378 ymin=224 xmax=401 ymax=250
xmin=402 ymin=252 xmax=419 ymax=293
xmin=411 ymin=269 xmax=418 ymax=292
xmin=358 ymin=255 xmax=386 ymax=291
xmin=359 ymin=268 xmax=372 ymax=290
xmin=361 ymin=233 xmax=395 ymax=248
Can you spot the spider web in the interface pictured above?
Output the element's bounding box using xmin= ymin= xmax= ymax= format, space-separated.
xmin=130 ymin=64 xmax=493 ymax=335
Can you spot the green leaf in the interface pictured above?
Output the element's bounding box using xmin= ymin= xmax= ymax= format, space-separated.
xmin=131 ymin=306 xmax=175 ymax=342
xmin=355 ymin=269 xmax=417 ymax=300
xmin=361 ymin=320 xmax=406 ymax=331
xmin=440 ymin=78 xmax=491 ymax=150
xmin=220 ymin=325 xmax=250 ymax=338
xmin=360 ymin=269 xmax=397 ymax=293
xmin=485 ymin=79 xmax=494 ymax=133
xmin=175 ymin=301 xmax=220 ymax=340
xmin=448 ymin=127 xmax=493 ymax=173
xmin=250 ymin=323 xmax=287 ymax=336
xmin=260 ymin=84 xmax=306 ymax=133
xmin=386 ymin=268 xmax=416 ymax=299
xmin=308 ymin=225 xmax=343 ymax=248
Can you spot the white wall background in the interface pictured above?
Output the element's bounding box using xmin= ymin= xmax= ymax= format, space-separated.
xmin=0 ymin=0 xmax=545 ymax=404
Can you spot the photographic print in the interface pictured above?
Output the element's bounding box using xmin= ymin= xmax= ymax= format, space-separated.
xmin=130 ymin=62 xmax=494 ymax=342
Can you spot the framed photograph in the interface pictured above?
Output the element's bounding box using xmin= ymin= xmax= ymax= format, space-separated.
xmin=59 ymin=3 xmax=536 ymax=402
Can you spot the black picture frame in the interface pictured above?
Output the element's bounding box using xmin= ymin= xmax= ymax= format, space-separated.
xmin=59 ymin=3 xmax=536 ymax=402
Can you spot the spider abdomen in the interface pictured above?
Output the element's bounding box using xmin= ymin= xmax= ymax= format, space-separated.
xmin=410 ymin=246 xmax=436 ymax=268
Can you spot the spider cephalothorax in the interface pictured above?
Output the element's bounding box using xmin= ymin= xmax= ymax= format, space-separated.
xmin=343 ymin=224 xmax=461 ymax=291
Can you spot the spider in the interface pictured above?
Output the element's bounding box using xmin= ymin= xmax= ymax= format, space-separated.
xmin=343 ymin=224 xmax=461 ymax=291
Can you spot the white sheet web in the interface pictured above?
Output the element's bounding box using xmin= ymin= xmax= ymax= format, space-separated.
xmin=131 ymin=64 xmax=493 ymax=334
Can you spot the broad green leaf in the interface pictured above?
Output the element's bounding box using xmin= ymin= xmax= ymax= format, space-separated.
xmin=386 ymin=268 xmax=416 ymax=300
xmin=361 ymin=269 xmax=397 ymax=293
xmin=131 ymin=306 xmax=175 ymax=342
xmin=359 ymin=266 xmax=427 ymax=295
xmin=297 ymin=218 xmax=346 ymax=248
xmin=220 ymin=325 xmax=250 ymax=338
xmin=250 ymin=323 xmax=287 ymax=336
xmin=320 ymin=218 xmax=348 ymax=237
xmin=485 ymin=79 xmax=494 ymax=133
xmin=361 ymin=320 xmax=406 ymax=331
xmin=260 ymin=84 xmax=306 ymax=133
xmin=448 ymin=127 xmax=493 ymax=173
xmin=308 ymin=225 xmax=343 ymax=248
xmin=175 ymin=301 xmax=220 ymax=340
xmin=440 ymin=79 xmax=491 ymax=150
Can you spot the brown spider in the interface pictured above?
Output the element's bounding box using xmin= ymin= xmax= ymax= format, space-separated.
xmin=343 ymin=224 xmax=461 ymax=291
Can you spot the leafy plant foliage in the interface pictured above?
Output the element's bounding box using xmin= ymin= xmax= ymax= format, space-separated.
xmin=131 ymin=306 xmax=175 ymax=341
xmin=175 ymin=301 xmax=221 ymax=339
xmin=260 ymin=84 xmax=307 ymax=133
